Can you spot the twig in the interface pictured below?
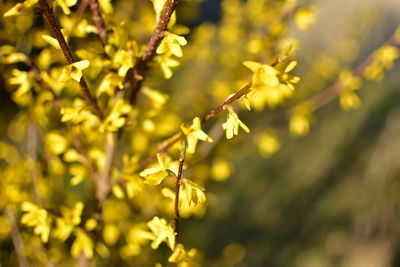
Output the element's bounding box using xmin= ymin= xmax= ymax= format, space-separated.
xmin=129 ymin=0 xmax=179 ymax=104
xmin=4 ymin=205 xmax=30 ymax=267
xmin=38 ymin=0 xmax=104 ymax=120
xmin=88 ymin=0 xmax=107 ymax=47
xmin=173 ymin=140 xmax=187 ymax=249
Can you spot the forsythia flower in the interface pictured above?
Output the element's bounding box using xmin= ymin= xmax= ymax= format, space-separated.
xmin=169 ymin=244 xmax=198 ymax=264
xmin=139 ymin=153 xmax=177 ymax=185
xmin=55 ymin=0 xmax=78 ymax=15
xmin=21 ymin=202 xmax=51 ymax=243
xmin=9 ymin=69 xmax=32 ymax=98
xmin=243 ymin=60 xmax=300 ymax=109
xmin=53 ymin=202 xmax=84 ymax=241
xmin=4 ymin=0 xmax=38 ymax=17
xmin=144 ymin=217 xmax=175 ymax=249
xmin=45 ymin=132 xmax=68 ymax=155
xmin=338 ymin=70 xmax=362 ymax=110
xmin=181 ymin=178 xmax=207 ymax=206
xmin=113 ymin=49 xmax=135 ymax=77
xmin=181 ymin=117 xmax=213 ymax=154
xmin=222 ymin=106 xmax=250 ymax=139
xmin=157 ymin=33 xmax=187 ymax=58
xmin=257 ymin=132 xmax=280 ymax=157
xmin=59 ymin=60 xmax=90 ymax=83
xmin=100 ymin=99 xmax=132 ymax=132
xmin=155 ymin=53 xmax=181 ymax=79
xmin=289 ymin=113 xmax=311 ymax=136
xmin=71 ymin=229 xmax=94 ymax=259
xmin=294 ymin=7 xmax=316 ymax=31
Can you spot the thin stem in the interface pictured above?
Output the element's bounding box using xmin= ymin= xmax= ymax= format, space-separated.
xmin=129 ymin=0 xmax=179 ymax=104
xmin=88 ymin=0 xmax=107 ymax=47
xmin=173 ymin=140 xmax=187 ymax=249
xmin=4 ymin=205 xmax=30 ymax=267
xmin=38 ymin=0 xmax=104 ymax=120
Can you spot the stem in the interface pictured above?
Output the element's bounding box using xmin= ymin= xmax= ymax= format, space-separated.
xmin=38 ymin=0 xmax=104 ymax=120
xmin=4 ymin=205 xmax=30 ymax=267
xmin=88 ymin=0 xmax=107 ymax=47
xmin=173 ymin=140 xmax=187 ymax=249
xmin=129 ymin=0 xmax=179 ymax=104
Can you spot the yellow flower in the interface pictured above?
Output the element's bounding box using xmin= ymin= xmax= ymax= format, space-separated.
xmin=139 ymin=153 xmax=177 ymax=185
xmin=71 ymin=229 xmax=94 ymax=259
xmin=289 ymin=113 xmax=310 ymax=136
xmin=181 ymin=117 xmax=213 ymax=154
xmin=45 ymin=132 xmax=68 ymax=155
xmin=221 ymin=106 xmax=250 ymax=139
xmin=100 ymin=99 xmax=132 ymax=132
xmin=294 ymin=7 xmax=316 ymax=31
xmin=243 ymin=61 xmax=279 ymax=87
xmin=340 ymin=91 xmax=361 ymax=111
xmin=9 ymin=69 xmax=32 ymax=98
xmin=4 ymin=0 xmax=38 ymax=17
xmin=181 ymin=178 xmax=207 ymax=206
xmin=257 ymin=132 xmax=280 ymax=157
xmin=21 ymin=201 xmax=51 ymax=243
xmin=59 ymin=60 xmax=90 ymax=83
xmin=55 ymin=0 xmax=78 ymax=15
xmin=145 ymin=217 xmax=175 ymax=250
xmin=168 ymin=244 xmax=198 ymax=264
xmin=155 ymin=53 xmax=181 ymax=79
xmin=53 ymin=202 xmax=84 ymax=241
xmin=157 ymin=33 xmax=187 ymax=58
xmin=113 ymin=49 xmax=135 ymax=77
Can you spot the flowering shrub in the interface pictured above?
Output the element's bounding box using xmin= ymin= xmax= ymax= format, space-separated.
xmin=0 ymin=0 xmax=399 ymax=266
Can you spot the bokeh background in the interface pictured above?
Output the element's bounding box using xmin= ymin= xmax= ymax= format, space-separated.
xmin=176 ymin=0 xmax=400 ymax=266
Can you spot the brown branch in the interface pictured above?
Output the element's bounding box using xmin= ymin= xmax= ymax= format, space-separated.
xmin=88 ymin=0 xmax=107 ymax=47
xmin=4 ymin=205 xmax=30 ymax=267
xmin=129 ymin=0 xmax=179 ymax=104
xmin=38 ymin=0 xmax=104 ymax=120
xmin=173 ymin=140 xmax=187 ymax=250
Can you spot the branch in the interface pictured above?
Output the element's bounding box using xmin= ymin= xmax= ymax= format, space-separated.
xmin=38 ymin=0 xmax=104 ymax=120
xmin=173 ymin=140 xmax=187 ymax=250
xmin=4 ymin=205 xmax=30 ymax=267
xmin=129 ymin=0 xmax=179 ymax=104
xmin=88 ymin=0 xmax=107 ymax=47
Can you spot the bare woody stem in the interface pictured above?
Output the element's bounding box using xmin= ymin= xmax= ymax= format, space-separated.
xmin=129 ymin=0 xmax=179 ymax=104
xmin=137 ymin=56 xmax=286 ymax=170
xmin=38 ymin=0 xmax=104 ymax=120
xmin=4 ymin=205 xmax=30 ymax=267
xmin=173 ymin=140 xmax=187 ymax=250
xmin=88 ymin=0 xmax=107 ymax=47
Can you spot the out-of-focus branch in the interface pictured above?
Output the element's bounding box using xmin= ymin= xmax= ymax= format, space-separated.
xmin=38 ymin=0 xmax=104 ymax=120
xmin=4 ymin=205 xmax=30 ymax=267
xmin=88 ymin=0 xmax=107 ymax=47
